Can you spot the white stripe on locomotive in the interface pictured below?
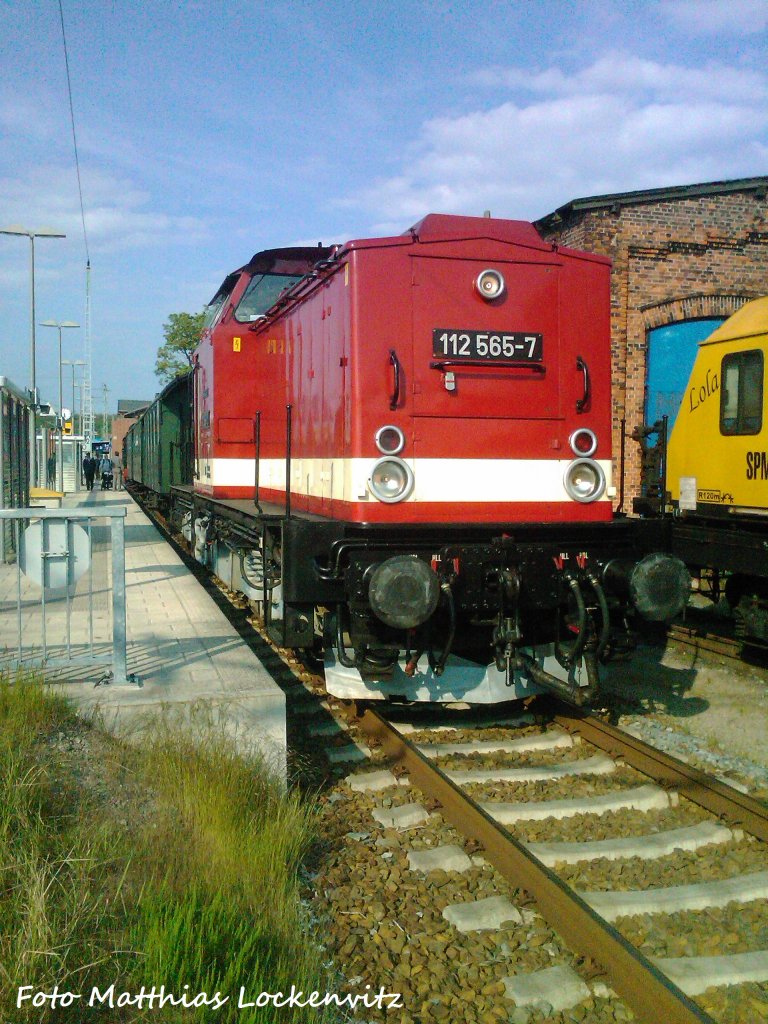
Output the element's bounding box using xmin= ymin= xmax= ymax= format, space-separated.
xmin=195 ymin=457 xmax=613 ymax=503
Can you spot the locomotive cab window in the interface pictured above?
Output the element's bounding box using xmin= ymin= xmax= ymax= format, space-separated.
xmin=720 ymin=350 xmax=763 ymax=435
xmin=235 ymin=273 xmax=304 ymax=322
xmin=203 ymin=272 xmax=239 ymax=330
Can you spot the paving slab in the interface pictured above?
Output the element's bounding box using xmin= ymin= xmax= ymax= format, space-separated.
xmin=407 ymin=845 xmax=473 ymax=873
xmin=446 ymin=753 xmax=616 ymax=785
xmin=304 ymin=717 xmax=346 ymax=737
xmin=372 ymin=803 xmax=431 ymax=829
xmin=395 ymin=713 xmax=536 ymax=734
xmin=2 ymin=490 xmax=287 ymax=780
xmin=483 ymin=783 xmax=674 ymax=824
xmin=653 ymin=950 xmax=768 ymax=996
xmin=503 ymin=965 xmax=591 ymax=1012
xmin=526 ymin=821 xmax=739 ymax=867
xmin=325 ymin=740 xmax=371 ymax=764
xmin=442 ymin=894 xmax=526 ymax=932
xmin=417 ymin=730 xmax=574 ymax=758
xmin=581 ymin=869 xmax=768 ymax=921
xmin=345 ymin=769 xmax=409 ymax=792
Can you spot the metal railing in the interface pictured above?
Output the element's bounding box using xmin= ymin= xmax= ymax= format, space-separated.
xmin=0 ymin=506 xmax=137 ymax=685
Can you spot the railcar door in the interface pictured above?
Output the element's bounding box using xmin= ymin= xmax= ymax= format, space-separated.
xmin=410 ymin=256 xmax=562 ymax=420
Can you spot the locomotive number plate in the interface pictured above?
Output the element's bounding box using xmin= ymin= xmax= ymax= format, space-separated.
xmin=433 ymin=329 xmax=543 ymax=361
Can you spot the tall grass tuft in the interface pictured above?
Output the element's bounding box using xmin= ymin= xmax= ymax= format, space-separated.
xmin=0 ymin=671 xmax=126 ymax=1020
xmin=127 ymin=709 xmax=332 ymax=1022
xmin=0 ymin=679 xmax=334 ymax=1023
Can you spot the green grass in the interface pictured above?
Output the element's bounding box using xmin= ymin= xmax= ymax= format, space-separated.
xmin=0 ymin=674 xmax=334 ymax=1023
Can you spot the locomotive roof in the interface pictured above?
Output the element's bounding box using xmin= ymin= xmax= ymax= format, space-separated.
xmin=208 ymin=246 xmax=335 ymax=306
xmin=700 ymin=295 xmax=768 ymax=346
xmin=243 ymin=246 xmax=334 ymax=276
xmin=406 ymin=213 xmax=546 ymax=249
xmin=338 ymin=213 xmax=608 ymax=265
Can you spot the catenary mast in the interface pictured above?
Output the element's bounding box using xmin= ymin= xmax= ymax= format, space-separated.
xmin=83 ymin=260 xmax=94 ymax=447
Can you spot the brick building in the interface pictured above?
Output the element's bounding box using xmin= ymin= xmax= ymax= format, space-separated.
xmin=111 ymin=398 xmax=149 ymax=461
xmin=536 ymin=176 xmax=768 ymax=504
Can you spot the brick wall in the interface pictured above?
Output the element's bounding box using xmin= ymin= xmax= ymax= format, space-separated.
xmin=110 ymin=414 xmax=134 ymax=463
xmin=538 ymin=185 xmax=768 ymax=503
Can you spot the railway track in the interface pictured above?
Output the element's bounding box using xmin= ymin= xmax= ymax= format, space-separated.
xmin=134 ymin=493 xmax=768 ymax=1021
xmin=666 ymin=606 xmax=768 ymax=663
xmin=667 ymin=622 xmax=745 ymax=660
xmin=298 ymin=697 xmax=768 ymax=1024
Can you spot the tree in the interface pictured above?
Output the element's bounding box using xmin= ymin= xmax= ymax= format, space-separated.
xmin=155 ymin=311 xmax=205 ymax=383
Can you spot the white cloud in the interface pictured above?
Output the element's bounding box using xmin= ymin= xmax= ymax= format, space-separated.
xmin=472 ymin=54 xmax=767 ymax=105
xmin=0 ymin=165 xmax=208 ymax=253
xmin=338 ymin=55 xmax=768 ymax=226
xmin=660 ymin=0 xmax=768 ymax=35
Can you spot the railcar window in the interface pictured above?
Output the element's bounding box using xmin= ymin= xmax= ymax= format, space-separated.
xmin=235 ymin=273 xmax=304 ymax=322
xmin=720 ymin=350 xmax=763 ymax=435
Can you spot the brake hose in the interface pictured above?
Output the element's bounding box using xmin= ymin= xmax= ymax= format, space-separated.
xmin=587 ymin=573 xmax=611 ymax=661
xmin=555 ymin=575 xmax=587 ymax=669
xmin=428 ymin=583 xmax=456 ymax=677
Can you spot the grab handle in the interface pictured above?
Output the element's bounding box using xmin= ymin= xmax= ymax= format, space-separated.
xmin=576 ymin=355 xmax=590 ymax=413
xmin=389 ymin=349 xmax=401 ymax=410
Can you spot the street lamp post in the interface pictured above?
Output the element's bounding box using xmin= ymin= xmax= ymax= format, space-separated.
xmin=74 ymin=382 xmax=85 ymax=483
xmin=40 ymin=320 xmax=80 ymax=492
xmin=0 ymin=226 xmax=66 ymax=488
xmin=62 ymin=358 xmax=86 ymax=433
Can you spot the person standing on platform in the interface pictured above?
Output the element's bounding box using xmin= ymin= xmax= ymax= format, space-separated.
xmin=99 ymin=453 xmax=113 ymax=490
xmin=47 ymin=451 xmax=56 ymax=489
xmin=113 ymin=452 xmax=123 ymax=490
xmin=83 ymin=453 xmax=96 ymax=491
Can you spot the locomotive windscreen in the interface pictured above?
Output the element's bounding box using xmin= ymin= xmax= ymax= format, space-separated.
xmin=235 ymin=273 xmax=306 ymax=321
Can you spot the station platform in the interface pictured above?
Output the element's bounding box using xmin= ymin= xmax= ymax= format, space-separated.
xmin=2 ymin=486 xmax=286 ymax=780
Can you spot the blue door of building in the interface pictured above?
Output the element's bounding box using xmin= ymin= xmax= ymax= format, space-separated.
xmin=645 ymin=318 xmax=725 ymax=428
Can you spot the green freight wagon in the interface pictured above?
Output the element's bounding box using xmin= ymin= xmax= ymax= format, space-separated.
xmin=125 ymin=371 xmax=192 ymax=503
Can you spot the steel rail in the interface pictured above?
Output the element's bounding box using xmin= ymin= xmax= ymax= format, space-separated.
xmin=551 ymin=703 xmax=768 ymax=841
xmin=358 ymin=708 xmax=714 ymax=1024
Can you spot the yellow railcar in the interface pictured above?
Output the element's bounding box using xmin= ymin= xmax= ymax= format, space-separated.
xmin=666 ymin=297 xmax=768 ymax=630
xmin=668 ymin=296 xmax=768 ymax=516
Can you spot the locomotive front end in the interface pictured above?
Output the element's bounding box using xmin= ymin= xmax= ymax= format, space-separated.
xmin=180 ymin=213 xmax=688 ymax=707
xmin=321 ymin=528 xmax=689 ymax=704
xmin=313 ymin=214 xmax=689 ymax=703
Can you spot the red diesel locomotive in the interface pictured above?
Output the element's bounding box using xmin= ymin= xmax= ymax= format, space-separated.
xmin=174 ymin=213 xmax=688 ymax=705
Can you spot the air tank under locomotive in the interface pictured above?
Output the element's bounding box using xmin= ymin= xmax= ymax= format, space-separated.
xmin=178 ymin=213 xmax=688 ymax=705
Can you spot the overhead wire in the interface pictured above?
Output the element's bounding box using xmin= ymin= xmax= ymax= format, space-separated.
xmin=58 ymin=0 xmax=90 ymax=263
xmin=58 ymin=0 xmax=94 ymax=443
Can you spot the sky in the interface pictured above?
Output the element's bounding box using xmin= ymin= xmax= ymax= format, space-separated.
xmin=0 ymin=0 xmax=766 ymax=412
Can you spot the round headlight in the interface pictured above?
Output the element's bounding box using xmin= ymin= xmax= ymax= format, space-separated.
xmin=375 ymin=424 xmax=405 ymax=455
xmin=368 ymin=555 xmax=440 ymax=628
xmin=569 ymin=428 xmax=598 ymax=457
xmin=475 ymin=268 xmax=505 ymax=301
xmin=630 ymin=554 xmax=691 ymax=622
xmin=368 ymin=457 xmax=414 ymax=504
xmin=564 ymin=458 xmax=606 ymax=503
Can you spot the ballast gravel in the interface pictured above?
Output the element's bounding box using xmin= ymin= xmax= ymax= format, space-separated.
xmin=302 ymin=637 xmax=768 ymax=1024
xmin=309 ymin=775 xmax=636 ymax=1024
